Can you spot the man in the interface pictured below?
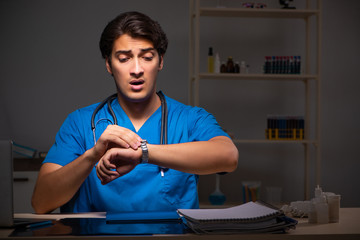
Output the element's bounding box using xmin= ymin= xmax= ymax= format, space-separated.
xmin=32 ymin=11 xmax=238 ymax=214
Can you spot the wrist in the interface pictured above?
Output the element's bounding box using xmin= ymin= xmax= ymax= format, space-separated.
xmin=86 ymin=148 xmax=102 ymax=165
xmin=140 ymin=140 xmax=149 ymax=164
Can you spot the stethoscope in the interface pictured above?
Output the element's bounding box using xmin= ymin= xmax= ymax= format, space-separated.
xmin=91 ymin=91 xmax=168 ymax=146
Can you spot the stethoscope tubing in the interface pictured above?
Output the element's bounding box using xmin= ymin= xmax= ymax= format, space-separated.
xmin=91 ymin=91 xmax=167 ymax=145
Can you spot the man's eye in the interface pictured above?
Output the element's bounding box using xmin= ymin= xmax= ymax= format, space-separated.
xmin=143 ymin=56 xmax=154 ymax=61
xmin=119 ymin=57 xmax=129 ymax=63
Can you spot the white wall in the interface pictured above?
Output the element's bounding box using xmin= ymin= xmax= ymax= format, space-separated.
xmin=1 ymin=0 xmax=359 ymax=207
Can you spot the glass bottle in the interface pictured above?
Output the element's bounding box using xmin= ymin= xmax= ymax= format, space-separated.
xmin=226 ymin=56 xmax=234 ymax=73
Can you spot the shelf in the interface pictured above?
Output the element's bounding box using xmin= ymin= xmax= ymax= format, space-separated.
xmin=233 ymin=139 xmax=318 ymax=144
xmin=198 ymin=7 xmax=319 ymax=19
xmin=197 ymin=73 xmax=319 ymax=81
xmin=189 ymin=0 xmax=322 ymax=200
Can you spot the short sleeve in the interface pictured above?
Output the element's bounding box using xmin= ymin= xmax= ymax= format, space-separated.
xmin=43 ymin=110 xmax=86 ymax=166
xmin=187 ymin=106 xmax=229 ymax=142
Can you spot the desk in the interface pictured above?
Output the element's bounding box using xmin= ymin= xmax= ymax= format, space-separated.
xmin=1 ymin=208 xmax=359 ymax=240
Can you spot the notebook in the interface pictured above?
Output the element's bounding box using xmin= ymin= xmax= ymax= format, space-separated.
xmin=178 ymin=201 xmax=280 ymax=223
xmin=177 ymin=202 xmax=297 ymax=234
xmin=0 ymin=140 xmax=50 ymax=228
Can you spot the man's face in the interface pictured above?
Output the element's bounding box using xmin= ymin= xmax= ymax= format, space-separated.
xmin=106 ymin=34 xmax=163 ymax=103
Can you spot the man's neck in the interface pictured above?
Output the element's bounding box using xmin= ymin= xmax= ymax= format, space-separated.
xmin=117 ymin=93 xmax=161 ymax=132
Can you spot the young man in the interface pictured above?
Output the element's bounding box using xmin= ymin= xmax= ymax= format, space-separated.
xmin=32 ymin=12 xmax=238 ymax=214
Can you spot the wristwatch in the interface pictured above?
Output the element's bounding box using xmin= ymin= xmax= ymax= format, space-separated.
xmin=140 ymin=140 xmax=149 ymax=164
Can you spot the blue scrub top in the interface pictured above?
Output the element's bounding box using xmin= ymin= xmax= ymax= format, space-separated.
xmin=44 ymin=93 xmax=229 ymax=213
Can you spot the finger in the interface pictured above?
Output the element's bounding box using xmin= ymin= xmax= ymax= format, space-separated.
xmin=96 ymin=165 xmax=107 ymax=184
xmin=103 ymin=135 xmax=131 ymax=149
xmin=118 ymin=133 xmax=141 ymax=150
xmin=98 ymin=125 xmax=142 ymax=152
xmin=96 ymin=164 xmax=119 ymax=185
xmin=106 ymin=125 xmax=141 ymax=149
xmin=96 ymin=131 xmax=137 ymax=152
xmin=100 ymin=149 xmax=122 ymax=174
xmin=96 ymin=158 xmax=119 ymax=181
xmin=98 ymin=161 xmax=119 ymax=177
xmin=101 ymin=156 xmax=117 ymax=170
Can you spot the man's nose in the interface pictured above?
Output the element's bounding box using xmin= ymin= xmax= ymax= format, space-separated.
xmin=130 ymin=58 xmax=144 ymax=77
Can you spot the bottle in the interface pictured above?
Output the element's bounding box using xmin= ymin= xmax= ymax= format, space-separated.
xmin=289 ymin=56 xmax=295 ymax=74
xmin=296 ymin=56 xmax=301 ymax=74
xmin=207 ymin=47 xmax=214 ymax=73
xmin=275 ymin=56 xmax=280 ymax=74
xmin=240 ymin=61 xmax=246 ymax=73
xmin=214 ymin=53 xmax=220 ymax=73
xmin=315 ymin=194 xmax=329 ymax=224
xmin=284 ymin=56 xmax=290 ymax=74
xmin=327 ymin=194 xmax=341 ymax=223
xmin=220 ymin=62 xmax=226 ymax=73
xmin=315 ymin=185 xmax=322 ymax=198
xmin=234 ymin=61 xmax=240 ymax=73
xmin=271 ymin=56 xmax=276 ymax=74
xmin=279 ymin=56 xmax=284 ymax=74
xmin=226 ymin=56 xmax=234 ymax=73
xmin=264 ymin=56 xmax=271 ymax=73
xmin=308 ymin=200 xmax=317 ymax=223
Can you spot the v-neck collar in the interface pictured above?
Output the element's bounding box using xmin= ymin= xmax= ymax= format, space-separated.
xmin=111 ymin=99 xmax=162 ymax=133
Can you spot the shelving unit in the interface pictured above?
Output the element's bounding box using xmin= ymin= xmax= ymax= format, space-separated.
xmin=189 ymin=0 xmax=322 ymax=199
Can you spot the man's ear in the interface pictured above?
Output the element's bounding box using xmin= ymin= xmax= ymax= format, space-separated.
xmin=158 ymin=55 xmax=164 ymax=71
xmin=105 ymin=58 xmax=113 ymax=75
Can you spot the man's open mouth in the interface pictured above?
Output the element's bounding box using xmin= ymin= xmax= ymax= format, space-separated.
xmin=130 ymin=80 xmax=144 ymax=85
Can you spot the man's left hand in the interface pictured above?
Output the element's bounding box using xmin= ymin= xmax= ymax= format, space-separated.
xmin=96 ymin=147 xmax=141 ymax=184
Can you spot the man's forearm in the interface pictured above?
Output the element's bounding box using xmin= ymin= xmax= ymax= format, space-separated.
xmin=31 ymin=149 xmax=99 ymax=213
xmin=147 ymin=136 xmax=238 ymax=175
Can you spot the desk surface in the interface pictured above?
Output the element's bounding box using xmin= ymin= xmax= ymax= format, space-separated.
xmin=1 ymin=208 xmax=359 ymax=240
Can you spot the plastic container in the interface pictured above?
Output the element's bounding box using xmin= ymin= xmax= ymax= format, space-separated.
xmin=327 ymin=195 xmax=341 ymax=223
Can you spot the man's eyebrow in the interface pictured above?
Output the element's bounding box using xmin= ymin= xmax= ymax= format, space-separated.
xmin=114 ymin=48 xmax=156 ymax=55
xmin=140 ymin=47 xmax=156 ymax=52
xmin=115 ymin=50 xmax=131 ymax=55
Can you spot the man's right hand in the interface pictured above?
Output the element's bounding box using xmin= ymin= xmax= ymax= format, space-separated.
xmin=91 ymin=125 xmax=141 ymax=162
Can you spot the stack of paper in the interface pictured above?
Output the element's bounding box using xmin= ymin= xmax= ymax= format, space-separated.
xmin=177 ymin=201 xmax=297 ymax=234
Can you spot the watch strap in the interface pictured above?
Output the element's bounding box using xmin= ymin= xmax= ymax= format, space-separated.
xmin=140 ymin=140 xmax=149 ymax=164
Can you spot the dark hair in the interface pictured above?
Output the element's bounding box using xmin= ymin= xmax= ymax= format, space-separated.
xmin=99 ymin=11 xmax=168 ymax=61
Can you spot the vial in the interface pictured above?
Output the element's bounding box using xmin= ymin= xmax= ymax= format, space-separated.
xmin=226 ymin=57 xmax=234 ymax=73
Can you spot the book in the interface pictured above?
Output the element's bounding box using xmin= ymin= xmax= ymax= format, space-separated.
xmin=178 ymin=201 xmax=279 ymax=223
xmin=177 ymin=202 xmax=297 ymax=234
xmin=266 ymin=115 xmax=304 ymax=140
